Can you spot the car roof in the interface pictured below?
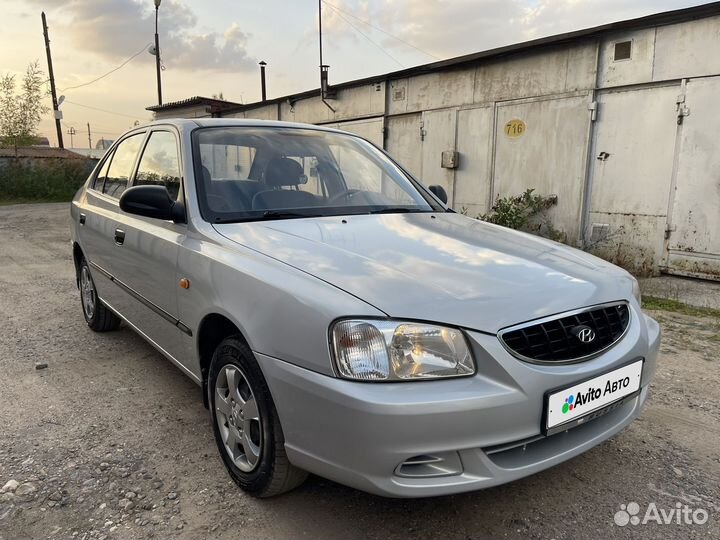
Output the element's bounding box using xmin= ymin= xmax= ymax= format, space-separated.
xmin=137 ymin=118 xmax=351 ymax=136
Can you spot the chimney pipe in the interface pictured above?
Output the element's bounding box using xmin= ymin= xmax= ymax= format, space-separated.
xmin=259 ymin=61 xmax=267 ymax=102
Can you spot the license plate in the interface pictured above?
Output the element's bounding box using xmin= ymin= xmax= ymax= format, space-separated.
xmin=545 ymin=359 xmax=643 ymax=434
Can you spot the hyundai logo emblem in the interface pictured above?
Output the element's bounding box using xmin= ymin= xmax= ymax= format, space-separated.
xmin=572 ymin=325 xmax=596 ymax=344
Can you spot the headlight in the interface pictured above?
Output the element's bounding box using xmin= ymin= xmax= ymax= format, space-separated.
xmin=631 ymin=278 xmax=642 ymax=306
xmin=331 ymin=319 xmax=475 ymax=381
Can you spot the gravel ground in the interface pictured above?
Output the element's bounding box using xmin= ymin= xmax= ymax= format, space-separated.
xmin=0 ymin=202 xmax=718 ymax=540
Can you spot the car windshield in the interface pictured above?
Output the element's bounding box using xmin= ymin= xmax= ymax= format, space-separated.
xmin=192 ymin=126 xmax=441 ymax=222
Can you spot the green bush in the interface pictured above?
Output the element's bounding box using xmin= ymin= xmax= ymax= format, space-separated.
xmin=476 ymin=188 xmax=566 ymax=242
xmin=0 ymin=158 xmax=95 ymax=203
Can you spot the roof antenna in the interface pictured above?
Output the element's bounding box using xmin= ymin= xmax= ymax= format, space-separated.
xmin=318 ymin=0 xmax=336 ymax=112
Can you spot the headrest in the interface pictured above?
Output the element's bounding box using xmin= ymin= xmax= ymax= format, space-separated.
xmin=264 ymin=157 xmax=304 ymax=187
xmin=201 ymin=165 xmax=212 ymax=182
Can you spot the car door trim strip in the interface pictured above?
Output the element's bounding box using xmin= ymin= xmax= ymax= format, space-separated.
xmin=89 ymin=261 xmax=192 ymax=337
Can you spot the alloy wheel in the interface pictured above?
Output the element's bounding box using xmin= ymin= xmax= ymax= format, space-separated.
xmin=80 ymin=266 xmax=96 ymax=319
xmin=215 ymin=364 xmax=262 ymax=472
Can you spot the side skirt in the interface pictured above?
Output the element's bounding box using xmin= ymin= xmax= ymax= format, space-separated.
xmin=100 ymin=297 xmax=202 ymax=386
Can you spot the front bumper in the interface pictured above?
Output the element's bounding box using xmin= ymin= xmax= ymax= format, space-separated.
xmin=256 ymin=309 xmax=660 ymax=497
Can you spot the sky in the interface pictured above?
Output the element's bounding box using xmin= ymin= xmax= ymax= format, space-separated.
xmin=0 ymin=0 xmax=709 ymax=147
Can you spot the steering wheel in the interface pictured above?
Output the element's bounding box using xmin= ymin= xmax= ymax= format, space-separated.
xmin=207 ymin=194 xmax=231 ymax=212
xmin=206 ymin=186 xmax=252 ymax=213
xmin=327 ymin=188 xmax=363 ymax=205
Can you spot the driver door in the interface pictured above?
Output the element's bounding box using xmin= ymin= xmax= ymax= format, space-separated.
xmin=109 ymin=128 xmax=189 ymax=365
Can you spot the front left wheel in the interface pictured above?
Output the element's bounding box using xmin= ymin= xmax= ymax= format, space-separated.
xmin=209 ymin=336 xmax=308 ymax=497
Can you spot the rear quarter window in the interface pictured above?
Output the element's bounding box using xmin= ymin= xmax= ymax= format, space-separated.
xmin=103 ymin=133 xmax=144 ymax=199
xmin=92 ymin=153 xmax=113 ymax=192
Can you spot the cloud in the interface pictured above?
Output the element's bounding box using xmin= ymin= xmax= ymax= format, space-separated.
xmin=41 ymin=0 xmax=255 ymax=72
xmin=320 ymin=0 xmax=706 ymax=60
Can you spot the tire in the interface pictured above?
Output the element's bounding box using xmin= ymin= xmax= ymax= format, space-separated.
xmin=209 ymin=336 xmax=308 ymax=497
xmin=78 ymin=258 xmax=121 ymax=332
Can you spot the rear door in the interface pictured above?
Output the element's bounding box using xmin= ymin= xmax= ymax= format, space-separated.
xmin=109 ymin=128 xmax=188 ymax=364
xmin=77 ymin=131 xmax=146 ymax=312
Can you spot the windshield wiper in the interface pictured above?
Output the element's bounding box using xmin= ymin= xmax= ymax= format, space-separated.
xmin=367 ymin=207 xmax=427 ymax=215
xmin=213 ymin=211 xmax=322 ymax=224
xmin=261 ymin=210 xmax=322 ymax=220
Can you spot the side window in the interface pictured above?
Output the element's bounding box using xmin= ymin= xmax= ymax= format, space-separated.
xmin=103 ymin=133 xmax=144 ymax=199
xmin=135 ymin=131 xmax=181 ymax=200
xmin=92 ymin=152 xmax=113 ymax=191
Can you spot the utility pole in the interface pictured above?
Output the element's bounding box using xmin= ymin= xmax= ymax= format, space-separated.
xmin=87 ymin=123 xmax=92 ymax=149
xmin=259 ymin=61 xmax=267 ymax=101
xmin=42 ymin=12 xmax=64 ymax=148
xmin=154 ymin=0 xmax=163 ymax=106
xmin=66 ymin=126 xmax=76 ymax=147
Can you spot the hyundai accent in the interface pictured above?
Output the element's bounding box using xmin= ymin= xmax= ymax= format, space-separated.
xmin=70 ymin=119 xmax=660 ymax=498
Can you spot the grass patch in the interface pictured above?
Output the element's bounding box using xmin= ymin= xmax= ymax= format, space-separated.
xmin=643 ymin=296 xmax=720 ymax=318
xmin=0 ymin=158 xmax=94 ymax=204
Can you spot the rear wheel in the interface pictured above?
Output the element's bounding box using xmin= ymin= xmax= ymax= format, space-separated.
xmin=78 ymin=258 xmax=121 ymax=332
xmin=209 ymin=336 xmax=307 ymax=497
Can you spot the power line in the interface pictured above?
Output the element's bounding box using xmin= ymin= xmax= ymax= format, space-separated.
xmin=59 ymin=43 xmax=152 ymax=92
xmin=330 ymin=8 xmax=405 ymax=68
xmin=321 ymin=0 xmax=440 ymax=61
xmin=63 ymin=100 xmax=145 ymax=120
xmin=63 ymin=121 xmax=119 ymax=136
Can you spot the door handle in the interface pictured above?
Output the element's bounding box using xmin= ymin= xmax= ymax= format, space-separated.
xmin=114 ymin=228 xmax=125 ymax=245
xmin=79 ymin=213 xmax=86 ymax=225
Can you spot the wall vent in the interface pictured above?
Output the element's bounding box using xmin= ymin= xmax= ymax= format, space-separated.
xmin=591 ymin=223 xmax=610 ymax=243
xmin=613 ymin=40 xmax=632 ymax=61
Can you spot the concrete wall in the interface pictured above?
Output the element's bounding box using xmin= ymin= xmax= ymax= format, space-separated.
xmin=156 ymin=14 xmax=720 ymax=279
xmin=586 ymin=16 xmax=720 ymax=279
xmin=154 ymin=104 xmax=211 ymax=119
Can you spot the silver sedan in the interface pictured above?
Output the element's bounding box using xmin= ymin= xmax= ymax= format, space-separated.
xmin=70 ymin=119 xmax=660 ymax=498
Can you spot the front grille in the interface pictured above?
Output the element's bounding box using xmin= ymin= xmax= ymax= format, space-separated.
xmin=499 ymin=303 xmax=630 ymax=363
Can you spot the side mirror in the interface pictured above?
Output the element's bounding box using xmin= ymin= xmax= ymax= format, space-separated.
xmin=119 ymin=185 xmax=185 ymax=223
xmin=428 ymin=184 xmax=448 ymax=204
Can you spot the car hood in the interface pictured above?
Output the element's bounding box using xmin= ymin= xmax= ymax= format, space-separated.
xmin=214 ymin=213 xmax=633 ymax=333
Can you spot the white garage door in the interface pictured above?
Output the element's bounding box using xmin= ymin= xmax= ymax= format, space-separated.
xmin=494 ymin=95 xmax=591 ymax=243
xmin=588 ymin=85 xmax=680 ymax=274
xmin=327 ymin=117 xmax=384 ymax=148
xmin=666 ymin=76 xmax=720 ymax=280
xmin=385 ymin=113 xmax=422 ymax=178
xmin=454 ymin=106 xmax=494 ymax=216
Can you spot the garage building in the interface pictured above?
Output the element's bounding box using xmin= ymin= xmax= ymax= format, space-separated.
xmin=149 ymin=2 xmax=720 ymax=280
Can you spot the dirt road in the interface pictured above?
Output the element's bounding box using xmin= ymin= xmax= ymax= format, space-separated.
xmin=0 ymin=203 xmax=718 ymax=540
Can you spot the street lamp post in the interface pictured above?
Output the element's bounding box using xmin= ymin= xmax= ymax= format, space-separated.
xmin=154 ymin=0 xmax=162 ymax=106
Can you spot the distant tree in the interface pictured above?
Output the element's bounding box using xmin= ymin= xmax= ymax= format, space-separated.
xmin=0 ymin=61 xmax=50 ymax=154
xmin=212 ymin=91 xmax=225 ymax=101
